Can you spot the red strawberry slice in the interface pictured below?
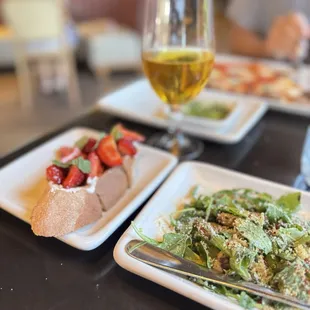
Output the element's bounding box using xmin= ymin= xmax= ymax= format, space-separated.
xmin=46 ymin=165 xmax=65 ymax=185
xmin=58 ymin=146 xmax=73 ymax=158
xmin=59 ymin=147 xmax=81 ymax=163
xmin=96 ymin=135 xmax=123 ymax=167
xmin=81 ymin=152 xmax=88 ymax=159
xmin=115 ymin=124 xmax=145 ymax=142
xmin=88 ymin=152 xmax=104 ymax=177
xmin=62 ymin=166 xmax=85 ymax=188
xmin=82 ymin=138 xmax=97 ymax=154
xmin=117 ymin=139 xmax=137 ymax=156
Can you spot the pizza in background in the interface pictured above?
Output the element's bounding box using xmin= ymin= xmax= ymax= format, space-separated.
xmin=208 ymin=62 xmax=304 ymax=103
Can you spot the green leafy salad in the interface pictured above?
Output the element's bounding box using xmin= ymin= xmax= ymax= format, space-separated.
xmin=133 ymin=188 xmax=310 ymax=310
xmin=182 ymin=100 xmax=233 ymax=120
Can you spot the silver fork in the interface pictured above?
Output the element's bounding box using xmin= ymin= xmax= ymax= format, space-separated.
xmin=126 ymin=240 xmax=310 ymax=310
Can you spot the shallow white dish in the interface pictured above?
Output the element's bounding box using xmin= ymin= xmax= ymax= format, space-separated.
xmin=0 ymin=127 xmax=177 ymax=251
xmin=114 ymin=161 xmax=310 ymax=310
xmin=214 ymin=53 xmax=310 ymax=117
xmin=97 ymin=79 xmax=267 ymax=144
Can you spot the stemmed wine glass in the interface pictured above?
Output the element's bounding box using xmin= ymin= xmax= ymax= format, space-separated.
xmin=142 ymin=0 xmax=215 ymax=159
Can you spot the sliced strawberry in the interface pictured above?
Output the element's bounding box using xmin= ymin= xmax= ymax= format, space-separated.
xmin=117 ymin=139 xmax=137 ymax=156
xmin=59 ymin=147 xmax=81 ymax=163
xmin=57 ymin=146 xmax=73 ymax=158
xmin=96 ymin=135 xmax=123 ymax=167
xmin=114 ymin=124 xmax=145 ymax=142
xmin=46 ymin=165 xmax=65 ymax=185
xmin=82 ymin=138 xmax=97 ymax=154
xmin=62 ymin=166 xmax=85 ymax=188
xmin=88 ymin=152 xmax=104 ymax=177
xmin=81 ymin=152 xmax=88 ymax=159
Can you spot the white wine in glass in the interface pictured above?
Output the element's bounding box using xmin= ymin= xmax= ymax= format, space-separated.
xmin=142 ymin=0 xmax=215 ymax=159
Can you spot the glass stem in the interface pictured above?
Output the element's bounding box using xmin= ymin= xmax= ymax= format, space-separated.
xmin=167 ymin=104 xmax=184 ymax=156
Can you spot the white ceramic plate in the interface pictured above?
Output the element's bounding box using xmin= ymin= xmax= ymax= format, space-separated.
xmin=114 ymin=161 xmax=310 ymax=310
xmin=97 ymin=79 xmax=267 ymax=144
xmin=0 ymin=127 xmax=177 ymax=251
xmin=213 ymin=54 xmax=310 ymax=117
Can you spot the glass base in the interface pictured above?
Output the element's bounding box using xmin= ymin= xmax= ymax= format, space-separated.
xmin=148 ymin=132 xmax=204 ymax=160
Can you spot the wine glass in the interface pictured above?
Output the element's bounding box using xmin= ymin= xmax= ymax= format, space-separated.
xmin=142 ymin=0 xmax=215 ymax=159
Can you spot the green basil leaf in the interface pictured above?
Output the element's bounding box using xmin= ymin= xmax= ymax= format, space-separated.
xmin=52 ymin=160 xmax=70 ymax=168
xmin=52 ymin=157 xmax=91 ymax=173
xmin=71 ymin=157 xmax=91 ymax=173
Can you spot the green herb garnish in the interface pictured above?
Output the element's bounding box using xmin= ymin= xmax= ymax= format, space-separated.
xmin=71 ymin=157 xmax=91 ymax=173
xmin=111 ymin=125 xmax=123 ymax=141
xmin=52 ymin=156 xmax=91 ymax=173
xmin=52 ymin=160 xmax=70 ymax=168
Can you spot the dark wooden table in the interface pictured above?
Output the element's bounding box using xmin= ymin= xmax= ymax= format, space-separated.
xmin=0 ymin=109 xmax=309 ymax=310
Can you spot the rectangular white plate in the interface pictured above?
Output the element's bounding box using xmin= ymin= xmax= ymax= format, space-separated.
xmin=0 ymin=127 xmax=177 ymax=251
xmin=114 ymin=161 xmax=310 ymax=310
xmin=214 ymin=54 xmax=310 ymax=117
xmin=97 ymin=79 xmax=267 ymax=144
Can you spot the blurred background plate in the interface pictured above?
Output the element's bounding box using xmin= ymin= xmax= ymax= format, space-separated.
xmin=97 ymin=79 xmax=268 ymax=144
xmin=213 ymin=54 xmax=310 ymax=117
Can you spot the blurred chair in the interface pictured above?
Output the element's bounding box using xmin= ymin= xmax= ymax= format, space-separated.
xmin=78 ymin=19 xmax=141 ymax=78
xmin=69 ymin=0 xmax=142 ymax=79
xmin=2 ymin=0 xmax=81 ymax=109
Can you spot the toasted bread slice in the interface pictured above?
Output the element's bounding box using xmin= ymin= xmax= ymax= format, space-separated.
xmin=31 ymin=156 xmax=135 ymax=236
xmin=31 ymin=185 xmax=102 ymax=237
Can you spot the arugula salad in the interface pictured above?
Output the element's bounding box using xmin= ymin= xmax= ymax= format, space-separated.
xmin=133 ymin=188 xmax=310 ymax=310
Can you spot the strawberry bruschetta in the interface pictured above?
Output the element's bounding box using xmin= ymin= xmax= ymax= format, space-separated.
xmin=31 ymin=124 xmax=145 ymax=237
